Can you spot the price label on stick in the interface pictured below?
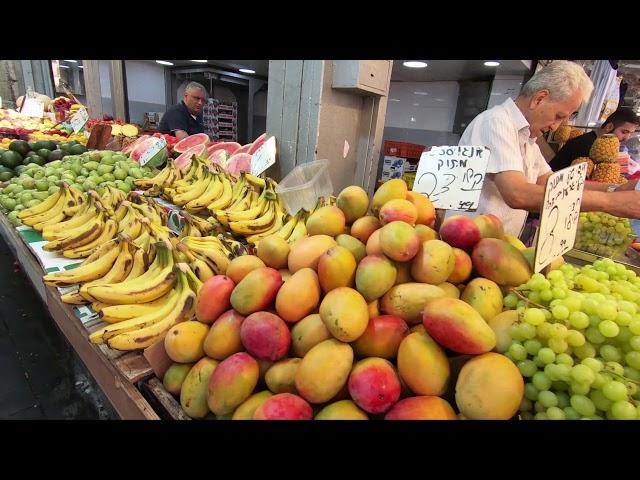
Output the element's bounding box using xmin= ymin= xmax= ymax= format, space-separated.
xmin=534 ymin=162 xmax=587 ymax=273
xmin=21 ymin=98 xmax=44 ymax=118
xmin=412 ymin=146 xmax=490 ymax=211
xmin=251 ymin=136 xmax=276 ymax=176
xmin=138 ymin=137 xmax=166 ymax=166
xmin=70 ymin=107 xmax=89 ymax=133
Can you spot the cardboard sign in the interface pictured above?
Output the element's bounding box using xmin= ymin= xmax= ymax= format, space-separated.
xmin=412 ymin=146 xmax=490 ymax=211
xmin=534 ymin=162 xmax=587 ymax=273
xmin=138 ymin=137 xmax=166 ymax=167
xmin=20 ymin=98 xmax=44 ymax=118
xmin=251 ymin=136 xmax=276 ymax=176
xmin=70 ymin=107 xmax=89 ymax=133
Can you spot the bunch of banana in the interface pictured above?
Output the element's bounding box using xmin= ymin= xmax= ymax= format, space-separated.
xmin=271 ymin=208 xmax=308 ymax=244
xmin=18 ymin=183 xmax=85 ymax=231
xmin=167 ymin=163 xmax=215 ymax=207
xmin=180 ymin=211 xmax=214 ymax=237
xmin=128 ymin=192 xmax=168 ymax=225
xmin=89 ymin=263 xmax=201 ymax=351
xmin=213 ymin=173 xmax=261 ymax=227
xmin=179 ymin=235 xmax=233 ymax=275
xmin=42 ymin=203 xmax=110 ymax=255
xmin=135 ymin=159 xmax=181 ymax=195
xmin=176 ymin=243 xmax=215 ymax=282
xmin=217 ymin=234 xmax=248 ymax=257
xmin=43 ymin=240 xmax=121 ymax=288
xmin=98 ymin=185 xmax=127 ymax=215
xmin=204 ymin=168 xmax=234 ymax=213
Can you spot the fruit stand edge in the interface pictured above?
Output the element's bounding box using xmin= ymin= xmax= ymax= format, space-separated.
xmin=140 ymin=378 xmax=191 ymax=421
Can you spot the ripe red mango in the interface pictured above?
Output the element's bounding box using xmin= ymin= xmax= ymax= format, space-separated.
xmin=240 ymin=311 xmax=291 ymax=361
xmin=195 ymin=275 xmax=235 ymax=324
xmin=253 ymin=393 xmax=313 ymax=420
xmin=348 ymin=358 xmax=401 ymax=414
xmin=384 ymin=396 xmax=456 ymax=420
xmin=439 ymin=215 xmax=481 ymax=250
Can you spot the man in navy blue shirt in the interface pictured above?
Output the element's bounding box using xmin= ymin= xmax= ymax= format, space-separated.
xmin=158 ymin=82 xmax=207 ymax=139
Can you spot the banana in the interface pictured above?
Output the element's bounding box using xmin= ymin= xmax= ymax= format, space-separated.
xmin=61 ymin=291 xmax=88 ymax=305
xmin=43 ymin=211 xmax=105 ymax=252
xmin=124 ymin=246 xmax=148 ymax=281
xmin=91 ymin=302 xmax=111 ymax=313
xmin=62 ymin=187 xmax=84 ymax=216
xmin=43 ymin=242 xmax=120 ymax=287
xmin=172 ymin=170 xmax=212 ymax=206
xmin=228 ymin=201 xmax=276 ymax=236
xmin=77 ymin=238 xmax=118 ymax=267
xmin=245 ymin=173 xmax=266 ymax=189
xmin=21 ymin=189 xmax=68 ymax=227
xmin=184 ymin=264 xmax=204 ymax=293
xmin=184 ymin=175 xmax=223 ymax=212
xmin=98 ymin=292 xmax=175 ymax=324
xmin=18 ymin=188 xmax=63 ymax=219
xmin=217 ymin=235 xmax=247 ymax=257
xmin=287 ymin=210 xmax=309 ymax=244
xmin=63 ymin=218 xmax=118 ymax=259
xmin=33 ymin=211 xmax=67 ymax=232
xmin=207 ymin=175 xmax=233 ymax=212
xmin=216 ymin=194 xmax=267 ymax=225
xmin=246 ymin=208 xmax=287 ymax=244
xmin=79 ymin=241 xmax=134 ymax=302
xmin=177 ymin=244 xmax=215 ymax=282
xmin=42 ymin=200 xmax=98 ymax=240
xmin=275 ymin=211 xmax=298 ymax=240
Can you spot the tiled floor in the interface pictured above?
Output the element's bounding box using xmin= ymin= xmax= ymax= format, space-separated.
xmin=0 ymin=235 xmax=117 ymax=420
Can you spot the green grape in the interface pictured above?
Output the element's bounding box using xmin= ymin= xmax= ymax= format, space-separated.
xmin=615 ymin=311 xmax=632 ymax=327
xmin=552 ymin=305 xmax=569 ymax=320
xmin=552 ymin=288 xmax=567 ymax=300
xmin=520 ymin=412 xmax=535 ymax=420
xmin=598 ymin=320 xmax=620 ymax=338
xmin=625 ymin=351 xmax=640 ymax=370
xmin=538 ymin=390 xmax=558 ymax=408
xmin=625 ymin=381 xmax=638 ymax=397
xmin=528 ymin=291 xmax=542 ymax=304
xmin=600 ymin=345 xmax=622 ymax=363
xmin=570 ymin=395 xmax=596 ymax=417
xmin=510 ymin=324 xmax=525 ymax=342
xmin=581 ymin=357 xmax=603 ymax=372
xmin=617 ymin=326 xmax=632 ymax=344
xmin=549 ymin=338 xmax=568 ymax=354
xmin=630 ymin=320 xmax=640 ymax=335
xmin=508 ymin=343 xmax=527 ymax=361
xmin=582 ymin=298 xmax=597 ymax=315
xmin=556 ymin=391 xmax=570 ymax=409
xmin=629 ymin=336 xmax=640 ymax=352
xmin=536 ymin=323 xmax=552 ymax=339
xmin=604 ymin=362 xmax=625 ymax=376
xmin=548 ymin=270 xmax=564 ymax=282
xmin=602 ymin=381 xmax=628 ymax=402
xmin=571 ymin=364 xmax=595 ymax=384
xmin=544 ymin=364 xmax=559 ymax=381
xmin=516 ymin=305 xmax=526 ymax=314
xmin=566 ymin=330 xmax=586 ymax=347
xmin=524 ymin=308 xmax=545 ymax=326
xmin=597 ymin=302 xmax=618 ymax=321
xmin=537 ymin=348 xmax=555 ymax=365
xmin=519 ymin=323 xmax=537 ymax=340
xmin=533 ymin=356 xmax=546 ymax=368
xmin=610 ymin=401 xmax=637 ymax=420
xmin=503 ymin=293 xmax=518 ymax=308
xmin=524 ymin=339 xmax=542 ymax=356
xmin=570 ymin=382 xmax=591 ymax=395
xmin=540 ymin=289 xmax=553 ymax=302
xmin=551 ymin=380 xmax=570 ymax=391
xmin=549 ymin=299 xmax=563 ymax=309
xmin=569 ymin=311 xmax=590 ymax=329
xmin=546 ymin=406 xmax=565 ymax=420
xmin=618 ymin=300 xmax=637 ymax=315
xmin=534 ymin=401 xmax=546 ymax=414
xmin=590 ymin=389 xmax=612 ymax=411
xmin=504 ymin=351 xmax=515 ymax=362
xmin=550 ymin=323 xmax=568 ymax=339
xmin=556 ymin=353 xmax=574 ymax=366
xmin=518 ymin=360 xmax=537 ymax=377
xmin=624 ymin=367 xmax=640 ymax=382
xmin=574 ymin=343 xmax=596 ymax=359
xmin=563 ymin=406 xmax=581 ymax=420
xmin=585 ymin=327 xmax=606 ymax=344
xmin=592 ymin=373 xmax=608 ymax=390
xmin=555 ymin=364 xmax=572 ymax=382
xmin=534 ymin=412 xmax=548 ymax=420
xmin=589 ymin=315 xmax=602 ymax=327
xmin=532 ymin=372 xmax=551 ymax=391
xmin=563 ymin=297 xmax=582 ymax=312
xmin=519 ymin=397 xmax=533 ymax=412
xmin=524 ymin=383 xmax=539 ymax=401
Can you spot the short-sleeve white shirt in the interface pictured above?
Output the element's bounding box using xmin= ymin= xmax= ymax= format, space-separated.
xmin=452 ymin=98 xmax=552 ymax=237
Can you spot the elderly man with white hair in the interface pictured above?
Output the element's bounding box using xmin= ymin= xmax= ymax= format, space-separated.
xmin=456 ymin=60 xmax=640 ymax=237
xmin=158 ymin=81 xmax=208 ymax=140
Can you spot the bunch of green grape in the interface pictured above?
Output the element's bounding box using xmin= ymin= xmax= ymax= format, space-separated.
xmin=502 ymin=258 xmax=640 ymax=420
xmin=575 ymin=212 xmax=634 ymax=258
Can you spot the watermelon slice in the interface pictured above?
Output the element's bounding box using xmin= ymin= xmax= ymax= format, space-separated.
xmin=226 ymin=152 xmax=252 ymax=177
xmin=208 ymin=149 xmax=230 ymax=168
xmin=248 ymin=133 xmax=268 ymax=155
xmin=173 ymin=133 xmax=209 ymax=153
xmin=121 ymin=135 xmax=150 ymax=155
xmin=207 ymin=142 xmax=241 ymax=156
xmin=206 ymin=143 xmax=223 ymax=155
xmin=233 ymin=143 xmax=253 ymax=155
xmin=129 ymin=137 xmax=169 ymax=167
xmin=175 ymin=143 xmax=207 ymax=170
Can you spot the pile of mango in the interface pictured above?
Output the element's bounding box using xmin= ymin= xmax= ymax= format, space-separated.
xmin=159 ymin=179 xmax=535 ymax=420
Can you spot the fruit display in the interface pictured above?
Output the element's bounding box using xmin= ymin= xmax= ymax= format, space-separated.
xmin=575 ymin=212 xmax=634 ymax=257
xmin=0 ymin=107 xmax=86 ymax=143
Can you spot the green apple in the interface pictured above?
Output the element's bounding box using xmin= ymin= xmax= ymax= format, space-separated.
xmin=35 ymin=179 xmax=49 ymax=191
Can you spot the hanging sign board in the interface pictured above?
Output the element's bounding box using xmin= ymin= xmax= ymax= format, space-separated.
xmin=412 ymin=146 xmax=490 ymax=211
xmin=534 ymin=162 xmax=587 ymax=273
xmin=20 ymin=98 xmax=45 ymax=118
xmin=251 ymin=136 xmax=276 ymax=176
xmin=70 ymin=107 xmax=89 ymax=133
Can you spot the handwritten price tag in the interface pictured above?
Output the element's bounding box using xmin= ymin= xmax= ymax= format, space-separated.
xmin=21 ymin=98 xmax=44 ymax=118
xmin=251 ymin=136 xmax=276 ymax=176
xmin=412 ymin=146 xmax=490 ymax=211
xmin=70 ymin=107 xmax=89 ymax=133
xmin=139 ymin=137 xmax=166 ymax=166
xmin=534 ymin=162 xmax=587 ymax=273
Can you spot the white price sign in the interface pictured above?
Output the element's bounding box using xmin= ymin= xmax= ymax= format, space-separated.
xmin=534 ymin=162 xmax=587 ymax=273
xmin=251 ymin=136 xmax=276 ymax=176
xmin=412 ymin=146 xmax=490 ymax=211
xmin=70 ymin=107 xmax=89 ymax=133
xmin=21 ymin=98 xmax=44 ymax=118
xmin=138 ymin=137 xmax=167 ymax=166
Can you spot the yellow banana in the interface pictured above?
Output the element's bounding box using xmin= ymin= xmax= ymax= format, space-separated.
xmin=228 ymin=201 xmax=276 ymax=236
xmin=275 ymin=211 xmax=298 ymax=240
xmin=79 ymin=241 xmax=134 ymax=302
xmin=21 ymin=189 xmax=68 ymax=227
xmin=98 ymin=292 xmax=175 ymax=324
xmin=184 ymin=175 xmax=223 ymax=212
xmin=43 ymin=211 xmax=105 ymax=252
xmin=207 ymin=175 xmax=233 ymax=212
xmin=287 ymin=211 xmax=308 ymax=244
xmin=172 ymin=171 xmax=211 ymax=206
xmin=42 ymin=201 xmax=98 ymax=240
xmin=61 ymin=291 xmax=88 ymax=305
xmin=43 ymin=242 xmax=120 ymax=287
xmin=17 ymin=188 xmax=63 ymax=219
xmin=247 ymin=209 xmax=287 ymax=244
xmin=63 ymin=218 xmax=118 ymax=259
xmin=245 ymin=173 xmax=266 ymax=189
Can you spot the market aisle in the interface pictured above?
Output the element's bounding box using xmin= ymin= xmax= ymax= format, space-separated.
xmin=0 ymin=235 xmax=117 ymax=420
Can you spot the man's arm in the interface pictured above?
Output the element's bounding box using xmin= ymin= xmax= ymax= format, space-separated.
xmin=173 ymin=130 xmax=189 ymax=140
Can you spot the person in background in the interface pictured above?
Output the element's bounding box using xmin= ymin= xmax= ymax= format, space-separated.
xmin=158 ymin=82 xmax=207 ymax=140
xmin=455 ymin=60 xmax=640 ymax=238
xmin=549 ymin=108 xmax=640 ymax=172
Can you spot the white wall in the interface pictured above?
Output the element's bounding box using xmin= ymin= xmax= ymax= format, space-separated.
xmin=125 ymin=60 xmax=165 ymax=105
xmin=385 ymin=81 xmax=459 ymax=132
xmin=99 ymin=61 xmax=112 ymax=98
xmin=487 ymin=75 xmax=525 ymax=109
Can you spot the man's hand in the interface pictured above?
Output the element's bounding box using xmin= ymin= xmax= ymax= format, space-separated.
xmin=612 ymin=179 xmax=639 ymax=192
xmin=174 ymin=129 xmax=189 ymax=140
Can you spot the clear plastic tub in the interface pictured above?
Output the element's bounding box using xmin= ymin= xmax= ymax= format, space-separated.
xmin=276 ymin=159 xmax=333 ymax=215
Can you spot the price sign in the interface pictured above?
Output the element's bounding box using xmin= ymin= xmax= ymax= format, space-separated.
xmin=21 ymin=98 xmax=44 ymax=118
xmin=138 ymin=137 xmax=166 ymax=166
xmin=166 ymin=210 xmax=185 ymax=236
xmin=534 ymin=162 xmax=587 ymax=273
xmin=251 ymin=136 xmax=276 ymax=176
xmin=412 ymin=146 xmax=490 ymax=211
xmin=70 ymin=107 xmax=89 ymax=133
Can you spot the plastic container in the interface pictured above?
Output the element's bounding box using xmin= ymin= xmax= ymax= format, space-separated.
xmin=575 ymin=211 xmax=634 ymax=258
xmin=276 ymin=159 xmax=333 ymax=215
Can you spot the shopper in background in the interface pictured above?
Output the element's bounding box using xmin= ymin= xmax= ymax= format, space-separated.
xmin=549 ymin=108 xmax=640 ymax=171
xmin=158 ymin=82 xmax=207 ymax=140
xmin=456 ymin=60 xmax=640 ymax=237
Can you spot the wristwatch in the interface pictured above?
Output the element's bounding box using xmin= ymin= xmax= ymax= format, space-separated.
xmin=607 ymin=184 xmax=618 ymax=193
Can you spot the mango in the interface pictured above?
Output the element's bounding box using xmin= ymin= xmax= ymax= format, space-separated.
xmin=439 ymin=215 xmax=481 ymax=250
xmin=379 ymin=221 xmax=420 ymax=262
xmin=405 ymin=191 xmax=436 ymax=226
xmin=393 ymin=261 xmax=413 ymax=285
xmin=397 ymin=331 xmax=450 ymax=396
xmin=319 ymin=287 xmax=369 ymax=342
xmin=472 ymin=238 xmax=532 ymax=287
xmin=409 ymin=324 xmax=426 ymax=335
xmin=355 ymin=255 xmax=397 ymax=302
xmin=384 ymin=396 xmax=456 ymax=420
xmin=275 ymin=267 xmax=321 ymax=323
xmin=257 ymin=235 xmax=290 ymax=269
xmin=348 ymin=357 xmax=401 ymax=414
xmin=352 ymin=314 xmax=408 ymax=359
xmin=335 ymin=234 xmax=366 ymax=263
xmin=504 ymin=234 xmax=526 ymax=251
xmin=351 ymin=215 xmax=381 ymax=244
xmin=290 ymin=314 xmax=332 ymax=357
xmin=295 ymin=339 xmax=353 ymax=403
xmin=487 ymin=310 xmax=518 ymax=353
xmin=455 ymin=352 xmax=524 ymax=420
xmin=461 ymin=277 xmax=503 ymax=322
xmin=164 ymin=320 xmax=209 ymax=363
xmin=163 ymin=363 xmax=194 ymax=396
xmin=279 ymin=269 xmax=292 ymax=282
xmin=379 ymin=199 xmax=418 ymax=225
xmin=315 ymin=400 xmax=368 ymax=420
xmin=368 ymin=299 xmax=380 ymax=319
xmin=414 ymin=224 xmax=438 ymax=242
xmin=422 ymin=297 xmax=496 ymax=354
xmin=257 ymin=359 xmax=274 ymax=387
xmin=253 ymin=393 xmax=313 ymax=420
xmin=230 ymin=267 xmax=283 ymax=315
xmin=265 ymin=358 xmax=301 ymax=394
xmin=447 ymin=248 xmax=472 ymax=284
xmin=288 ymin=234 xmax=337 ymax=273
xmin=306 ymin=206 xmax=346 ymax=237
xmin=225 ymin=255 xmax=266 ymax=284
xmin=203 ymin=309 xmax=245 ymax=360
xmin=240 ymin=311 xmax=291 ymax=361
xmin=208 ymin=352 xmax=259 ymax=416
xmin=231 ymin=390 xmax=273 ymax=420
xmin=380 ymin=282 xmax=445 ymax=325
xmin=336 ymin=185 xmax=369 ymax=224
xmin=180 ymin=357 xmax=219 ymax=419
xmin=473 ymin=213 xmax=504 ymax=239
xmin=521 ymin=247 xmax=535 ymax=270
xmin=411 ymin=240 xmax=455 ymax=284
xmin=437 ymin=282 xmax=461 ymax=299
xmin=371 ymin=178 xmax=407 ymax=216
xmin=317 ymin=246 xmax=357 ymax=293
xmin=195 ymin=275 xmax=235 ymax=324
xmin=365 ymin=229 xmax=383 ymax=256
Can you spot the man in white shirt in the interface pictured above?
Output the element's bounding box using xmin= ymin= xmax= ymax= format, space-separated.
xmin=457 ymin=60 xmax=640 ymax=237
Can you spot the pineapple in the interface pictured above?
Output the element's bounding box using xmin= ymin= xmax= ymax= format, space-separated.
xmin=568 ymin=127 xmax=585 ymax=139
xmin=616 ymin=176 xmax=628 ymax=185
xmin=589 ymin=134 xmax=620 ymax=163
xmin=571 ymin=157 xmax=594 ymax=178
xmin=554 ymin=125 xmax=572 ymax=142
xmin=591 ymin=162 xmax=621 ymax=183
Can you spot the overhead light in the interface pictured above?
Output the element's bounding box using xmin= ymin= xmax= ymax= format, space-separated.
xmin=413 ymin=103 xmax=420 ymax=106
xmin=435 ymin=98 xmax=444 ymax=102
xmin=191 ymin=60 xmax=207 ymax=63
xmin=403 ymin=61 xmax=428 ymax=68
xmin=156 ymin=60 xmax=174 ymax=66
xmin=491 ymin=92 xmax=503 ymax=96
xmin=388 ymin=98 xmax=400 ymax=102
xmin=78 ymin=65 xmax=84 ymax=69
xmin=410 ymin=117 xmax=416 ymax=122
xmin=239 ymin=68 xmax=256 ymax=74
xmin=484 ymin=61 xmax=500 ymax=67
xmin=588 ymin=122 xmax=597 ymax=126
xmin=59 ymin=65 xmax=70 ymax=69
xmin=414 ymin=91 xmax=429 ymax=95
xmin=63 ymin=60 xmax=78 ymax=63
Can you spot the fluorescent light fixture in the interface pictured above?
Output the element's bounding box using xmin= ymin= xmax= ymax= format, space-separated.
xmin=588 ymin=122 xmax=597 ymax=126
xmin=484 ymin=61 xmax=500 ymax=67
xmin=403 ymin=61 xmax=428 ymax=68
xmin=388 ymin=98 xmax=400 ymax=102
xmin=413 ymin=91 xmax=429 ymax=95
xmin=156 ymin=60 xmax=174 ymax=66
xmin=191 ymin=60 xmax=207 ymax=63
xmin=59 ymin=65 xmax=70 ymax=69
xmin=413 ymin=103 xmax=420 ymax=106
xmin=410 ymin=117 xmax=416 ymax=122
xmin=239 ymin=68 xmax=256 ymax=74
xmin=78 ymin=65 xmax=84 ymax=69
xmin=63 ymin=60 xmax=78 ymax=63
xmin=435 ymin=98 xmax=444 ymax=102
xmin=490 ymin=92 xmax=503 ymax=96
